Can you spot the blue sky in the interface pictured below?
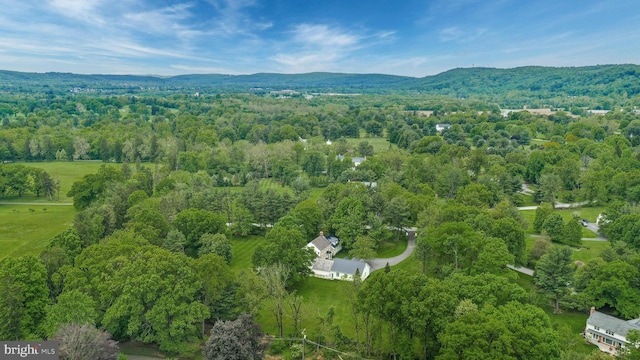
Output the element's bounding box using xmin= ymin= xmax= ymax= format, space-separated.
xmin=0 ymin=0 xmax=638 ymax=77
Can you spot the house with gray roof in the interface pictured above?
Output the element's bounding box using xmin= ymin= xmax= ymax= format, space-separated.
xmin=306 ymin=232 xmax=341 ymax=259
xmin=585 ymin=307 xmax=640 ymax=355
xmin=306 ymin=232 xmax=370 ymax=281
xmin=330 ymin=258 xmax=370 ymax=281
xmin=309 ymin=257 xmax=371 ymax=281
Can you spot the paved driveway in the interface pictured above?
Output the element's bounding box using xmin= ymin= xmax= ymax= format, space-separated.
xmin=368 ymin=230 xmax=416 ymax=271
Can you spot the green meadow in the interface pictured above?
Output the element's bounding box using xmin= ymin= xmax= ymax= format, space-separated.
xmin=6 ymin=160 xmax=113 ymax=203
xmin=344 ymin=136 xmax=396 ymax=154
xmin=0 ymin=204 xmax=76 ymax=260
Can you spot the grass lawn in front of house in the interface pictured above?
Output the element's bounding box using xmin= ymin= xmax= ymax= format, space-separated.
xmin=376 ymin=236 xmax=408 ymax=258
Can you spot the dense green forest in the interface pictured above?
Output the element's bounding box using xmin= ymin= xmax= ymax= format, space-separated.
xmin=2 ymin=68 xmax=640 ymax=359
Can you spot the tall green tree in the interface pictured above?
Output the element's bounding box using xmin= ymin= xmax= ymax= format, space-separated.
xmin=330 ymin=196 xmax=367 ymax=249
xmin=562 ymin=217 xmax=583 ymax=247
xmin=43 ymin=290 xmax=97 ymax=337
xmin=437 ymin=302 xmax=560 ymax=360
xmin=542 ymin=213 xmax=565 ymax=243
xmin=198 ymin=233 xmax=232 ymax=264
xmin=203 ymin=314 xmax=265 ymax=360
xmin=0 ymin=255 xmax=49 ymax=340
xmin=173 ymin=208 xmax=226 ymax=256
xmin=534 ymin=246 xmax=575 ymax=313
xmin=252 ymin=226 xmax=315 ymax=285
xmin=533 ymin=202 xmax=555 ymax=233
xmin=490 ymin=217 xmax=526 ymax=266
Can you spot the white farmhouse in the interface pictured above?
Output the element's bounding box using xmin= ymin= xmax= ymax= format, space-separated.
xmin=585 ymin=307 xmax=640 ymax=355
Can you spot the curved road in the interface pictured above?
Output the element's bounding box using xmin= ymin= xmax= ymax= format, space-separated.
xmin=369 ymin=230 xmax=416 ymax=271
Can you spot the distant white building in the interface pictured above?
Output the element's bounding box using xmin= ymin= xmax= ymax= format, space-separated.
xmin=435 ymin=123 xmax=452 ymax=132
xmin=336 ymin=155 xmax=366 ymax=169
xmin=588 ymin=110 xmax=610 ymax=116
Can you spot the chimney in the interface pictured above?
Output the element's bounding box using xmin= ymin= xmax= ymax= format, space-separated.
xmin=319 ymin=231 xmax=324 ymax=237
xmin=590 ymin=307 xmax=595 ymax=315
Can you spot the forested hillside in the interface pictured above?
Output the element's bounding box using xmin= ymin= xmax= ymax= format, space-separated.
xmin=1 ymin=65 xmax=640 ymax=108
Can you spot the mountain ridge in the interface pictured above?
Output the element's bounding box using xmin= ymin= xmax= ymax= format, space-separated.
xmin=1 ymin=64 xmax=639 ymax=104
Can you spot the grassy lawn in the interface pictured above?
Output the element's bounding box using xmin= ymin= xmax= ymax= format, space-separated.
xmin=376 ymin=236 xmax=408 ymax=258
xmin=11 ymin=160 xmax=113 ymax=202
xmin=572 ymin=241 xmax=610 ymax=263
xmin=228 ymin=235 xmax=267 ymax=273
xmin=392 ymin=253 xmax=422 ymax=273
xmin=343 ymin=136 xmax=395 ymax=154
xmin=0 ymin=204 xmax=76 ymax=260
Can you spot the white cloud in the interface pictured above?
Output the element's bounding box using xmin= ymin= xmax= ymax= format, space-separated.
xmin=439 ymin=26 xmax=486 ymax=42
xmin=46 ymin=0 xmax=110 ymax=25
xmin=291 ymin=24 xmax=360 ymax=48
xmin=270 ymin=24 xmax=367 ymax=72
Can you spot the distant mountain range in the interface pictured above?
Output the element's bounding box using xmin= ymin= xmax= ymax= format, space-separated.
xmin=1 ymin=64 xmax=639 ymax=103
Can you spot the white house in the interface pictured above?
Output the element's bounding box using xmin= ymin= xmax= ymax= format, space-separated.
xmin=435 ymin=123 xmax=452 ymax=133
xmin=335 ymin=155 xmax=366 ymax=169
xmin=310 ymin=257 xmax=371 ymax=281
xmin=306 ymin=232 xmax=341 ymax=259
xmin=585 ymin=307 xmax=640 ymax=355
xmin=330 ymin=258 xmax=370 ymax=281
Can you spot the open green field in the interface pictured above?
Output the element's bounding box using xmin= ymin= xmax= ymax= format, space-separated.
xmin=0 ymin=204 xmax=76 ymax=260
xmin=8 ymin=161 xmax=113 ymax=202
xmin=228 ymin=235 xmax=268 ymax=273
xmin=0 ymin=161 xmax=100 ymax=260
xmin=344 ymin=136 xmax=396 ymax=154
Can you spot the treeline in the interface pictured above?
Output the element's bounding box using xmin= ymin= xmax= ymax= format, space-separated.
xmin=0 ymin=163 xmax=57 ymax=198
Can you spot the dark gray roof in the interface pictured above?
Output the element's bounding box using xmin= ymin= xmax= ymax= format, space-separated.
xmin=331 ymin=258 xmax=368 ymax=275
xmin=310 ymin=236 xmax=331 ymax=251
xmin=588 ymin=311 xmax=640 ymax=337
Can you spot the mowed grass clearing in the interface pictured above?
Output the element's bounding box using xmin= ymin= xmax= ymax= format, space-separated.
xmin=228 ymin=235 xmax=268 ymax=273
xmin=8 ymin=161 xmax=113 ymax=202
xmin=0 ymin=204 xmax=76 ymax=260
xmin=343 ymin=136 xmax=396 ymax=154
